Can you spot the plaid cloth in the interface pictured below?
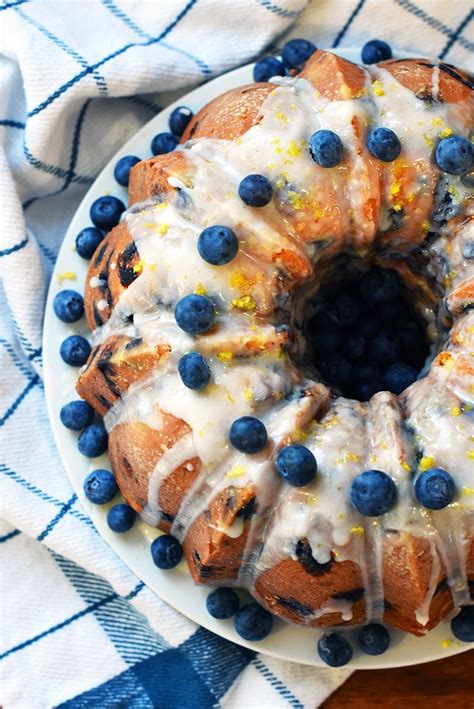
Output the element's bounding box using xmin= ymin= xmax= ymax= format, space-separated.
xmin=1 ymin=1 xmax=472 ymax=706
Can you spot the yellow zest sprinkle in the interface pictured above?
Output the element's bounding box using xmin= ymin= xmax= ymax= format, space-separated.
xmin=467 ymin=451 xmax=474 ymax=460
xmin=339 ymin=82 xmax=352 ymax=99
xmin=345 ymin=452 xmax=360 ymax=462
xmin=287 ymin=140 xmax=302 ymax=158
xmin=157 ymin=223 xmax=169 ymax=236
xmin=155 ymin=202 xmax=168 ymax=209
xmin=392 ymin=202 xmax=403 ymax=212
xmin=143 ymin=222 xmax=155 ymax=228
xmin=407 ymin=192 xmax=415 ymax=202
xmin=450 ymin=406 xmax=461 ymax=417
xmin=243 ymin=387 xmax=253 ymax=403
xmin=372 ymin=80 xmax=385 ymax=97
xmin=232 ymin=295 xmax=257 ymax=311
xmin=292 ymin=428 xmax=308 ymax=442
xmin=423 ymin=134 xmax=435 ymax=148
xmin=439 ymin=127 xmax=453 ymax=139
xmin=275 ymin=111 xmax=288 ymax=123
xmin=57 ymin=271 xmax=76 ymax=284
xmin=194 ymin=283 xmax=207 ymax=296
xmin=465 ymin=404 xmax=472 ymax=412
xmin=225 ymin=390 xmax=235 ymax=404
xmin=235 ymin=137 xmax=242 ymax=145
xmin=275 ymin=178 xmax=286 ymax=190
xmin=390 ymin=182 xmax=401 ymax=196
xmin=287 ymin=190 xmax=306 ymax=210
xmin=306 ymin=495 xmax=318 ymax=507
xmin=370 ymin=454 xmax=378 ymax=463
xmin=419 ymin=455 xmax=436 ymax=472
xmin=217 ymin=350 xmax=233 ymax=363
xmin=467 ymin=326 xmax=474 ymax=334
xmin=351 ymin=526 xmax=365 ymax=536
xmin=447 ymin=185 xmax=458 ymax=199
xmin=324 ymin=415 xmax=339 ymax=429
xmin=226 ymin=465 xmax=246 ymax=479
xmin=431 ymin=117 xmax=443 ymax=127
xmin=230 ymin=270 xmax=254 ymax=289
xmin=401 ymin=462 xmax=412 ymax=472
xmin=421 ymin=220 xmax=430 ymax=234
xmin=225 ymin=191 xmax=235 ymax=199
xmin=463 ymin=487 xmax=474 ymax=496
xmin=441 ymin=639 xmax=453 ymax=649
xmin=148 ymin=263 xmax=156 ymax=271
xmin=133 ymin=259 xmax=144 ymax=274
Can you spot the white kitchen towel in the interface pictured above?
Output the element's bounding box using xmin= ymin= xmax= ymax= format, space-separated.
xmin=0 ymin=1 xmax=472 ymax=707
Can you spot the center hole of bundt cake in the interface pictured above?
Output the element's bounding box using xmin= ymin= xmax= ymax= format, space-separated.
xmin=302 ymin=264 xmax=431 ymax=401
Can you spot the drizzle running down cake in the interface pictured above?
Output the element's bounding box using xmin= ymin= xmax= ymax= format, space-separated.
xmin=77 ymin=50 xmax=473 ymax=636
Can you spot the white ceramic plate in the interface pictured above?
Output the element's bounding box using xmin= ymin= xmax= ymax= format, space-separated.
xmin=43 ymin=49 xmax=470 ymax=669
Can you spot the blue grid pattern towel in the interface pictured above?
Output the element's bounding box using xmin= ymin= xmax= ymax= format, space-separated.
xmin=1 ymin=1 xmax=472 ymax=706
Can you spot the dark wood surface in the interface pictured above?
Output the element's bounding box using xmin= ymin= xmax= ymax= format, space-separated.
xmin=322 ymin=650 xmax=473 ymax=708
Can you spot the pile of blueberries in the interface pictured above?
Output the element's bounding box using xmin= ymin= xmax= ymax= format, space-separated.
xmin=303 ymin=266 xmax=430 ymax=401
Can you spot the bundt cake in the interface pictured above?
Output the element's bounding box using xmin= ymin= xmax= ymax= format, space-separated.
xmin=76 ymin=50 xmax=473 ymax=637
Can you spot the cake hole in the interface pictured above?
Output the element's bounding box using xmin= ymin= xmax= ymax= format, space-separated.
xmin=301 ymin=264 xmax=432 ymax=401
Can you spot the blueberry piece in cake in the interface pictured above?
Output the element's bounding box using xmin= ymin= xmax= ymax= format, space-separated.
xmin=206 ymin=588 xmax=240 ymax=619
xmin=151 ymin=534 xmax=183 ymax=569
xmin=175 ymin=294 xmax=215 ymax=334
xmin=253 ymin=56 xmax=285 ymax=82
xmin=383 ymin=362 xmax=418 ymax=394
xmin=414 ymin=468 xmax=455 ymax=510
xmin=151 ymin=132 xmax=179 ymax=156
xmin=60 ymin=400 xmax=94 ymax=430
xmin=169 ymin=106 xmax=193 ymax=137
xmin=351 ymin=470 xmax=397 ymax=516
xmin=358 ymin=623 xmax=390 ymax=655
xmin=435 ymin=136 xmax=473 ymax=175
xmin=114 ymin=155 xmax=141 ymax=187
xmin=281 ymin=38 xmax=317 ymax=70
xmin=309 ymin=130 xmax=344 ymax=168
xmin=234 ymin=602 xmax=273 ymax=640
xmin=317 ymin=632 xmax=353 ymax=666
xmin=275 ymin=445 xmax=317 ymax=487
xmin=230 ymin=416 xmax=268 ymax=454
xmin=331 ymin=292 xmax=360 ymax=326
xmin=362 ymin=39 xmax=392 ymax=64
xmin=320 ymin=354 xmax=352 ymax=386
xmin=343 ymin=334 xmax=366 ymax=361
xmin=107 ymin=503 xmax=136 ymax=533
xmin=77 ymin=422 xmax=108 ymax=457
xmin=367 ymin=127 xmax=402 ymax=162
xmin=451 ymin=605 xmax=474 ymax=642
xmin=75 ymin=227 xmax=104 ymax=259
xmin=90 ymin=196 xmax=126 ymax=231
xmin=370 ymin=331 xmax=401 ymax=366
xmin=53 ymin=290 xmax=84 ymax=323
xmin=198 ymin=225 xmax=239 ymax=265
xmin=83 ymin=469 xmax=117 ymax=504
xmin=60 ymin=335 xmax=91 ymax=366
xmin=360 ymin=268 xmax=400 ymax=304
xmin=178 ymin=352 xmax=211 ymax=390
xmin=238 ymin=174 xmax=273 ymax=207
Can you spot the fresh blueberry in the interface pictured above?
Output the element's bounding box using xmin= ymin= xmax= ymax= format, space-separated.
xmin=60 ymin=400 xmax=94 ymax=430
xmin=151 ymin=132 xmax=179 ymax=156
xmin=367 ymin=127 xmax=402 ymax=162
xmin=75 ymin=227 xmax=104 ymax=259
xmin=107 ymin=503 xmax=136 ymax=533
xmin=370 ymin=331 xmax=401 ymax=365
xmin=414 ymin=467 xmax=455 ymax=510
xmin=238 ymin=174 xmax=273 ymax=208
xmin=344 ymin=334 xmax=366 ymax=361
xmin=311 ymin=328 xmax=341 ymax=354
xmin=60 ymin=335 xmax=91 ymax=366
xmin=175 ymin=294 xmax=215 ymax=334
xmin=178 ymin=352 xmax=211 ymax=389
xmin=463 ymin=240 xmax=474 ymax=260
xmin=169 ymin=106 xmax=193 ymax=137
xmin=83 ymin=469 xmax=117 ymax=504
xmin=360 ymin=268 xmax=400 ymax=304
xmin=253 ymin=56 xmax=286 ymax=82
xmin=53 ymin=290 xmax=84 ymax=323
xmin=275 ymin=445 xmax=317 ymax=487
xmin=77 ymin=423 xmax=108 ymax=457
xmin=358 ymin=623 xmax=390 ymax=655
xmin=281 ymin=38 xmax=317 ymax=70
xmin=451 ymin=606 xmax=474 ymax=642
xmin=320 ymin=354 xmax=352 ymax=386
xmin=229 ymin=416 xmax=268 ymax=454
xmin=198 ymin=225 xmax=239 ymax=265
xmin=350 ymin=469 xmax=397 ymax=516
xmin=150 ymin=534 xmax=183 ymax=569
xmin=234 ymin=602 xmax=273 ymax=641
xmin=317 ymin=632 xmax=353 ymax=667
xmin=309 ymin=130 xmax=344 ymax=168
xmin=383 ymin=362 xmax=417 ymax=394
xmin=352 ymin=377 xmax=381 ymax=401
xmin=361 ymin=39 xmax=392 ymax=64
xmin=435 ymin=135 xmax=473 ymax=175
xmin=114 ymin=155 xmax=141 ymax=187
xmin=206 ymin=588 xmax=240 ymax=619
xmin=90 ymin=195 xmax=125 ymax=231
xmin=331 ymin=293 xmax=360 ymax=326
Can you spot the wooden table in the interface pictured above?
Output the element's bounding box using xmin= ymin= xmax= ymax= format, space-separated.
xmin=322 ymin=650 xmax=473 ymax=708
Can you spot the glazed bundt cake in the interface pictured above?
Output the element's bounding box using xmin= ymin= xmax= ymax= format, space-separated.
xmin=77 ymin=50 xmax=473 ymax=636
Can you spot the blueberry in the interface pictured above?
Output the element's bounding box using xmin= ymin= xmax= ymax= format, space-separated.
xmin=311 ymin=328 xmax=341 ymax=354
xmin=60 ymin=335 xmax=91 ymax=366
xmin=253 ymin=56 xmax=285 ymax=82
xmin=60 ymin=400 xmax=94 ymax=430
xmin=435 ymin=135 xmax=473 ymax=175
xmin=107 ymin=503 xmax=136 ymax=533
xmin=414 ymin=467 xmax=455 ymax=510
xmin=77 ymin=423 xmax=108 ymax=457
xmin=151 ymin=132 xmax=179 ymax=156
xmin=169 ymin=106 xmax=193 ymax=137
xmin=360 ymin=268 xmax=400 ymax=304
xmin=150 ymin=534 xmax=183 ymax=569
xmin=281 ymin=38 xmax=317 ymax=70
xmin=175 ymin=294 xmax=215 ymax=334
xmin=463 ymin=240 xmax=474 ymax=260
xmin=350 ymin=469 xmax=397 ymax=516
xmin=358 ymin=623 xmax=390 ymax=655
xmin=367 ymin=127 xmax=402 ymax=162
xmin=238 ymin=174 xmax=273 ymax=208
xmin=309 ymin=130 xmax=344 ymax=168
xmin=90 ymin=196 xmax=126 ymax=231
xmin=114 ymin=155 xmax=140 ymax=187
xmin=234 ymin=602 xmax=273 ymax=641
xmin=198 ymin=225 xmax=239 ymax=265
xmin=451 ymin=606 xmax=474 ymax=642
xmin=275 ymin=445 xmax=317 ymax=487
xmin=344 ymin=334 xmax=366 ymax=361
xmin=83 ymin=469 xmax=117 ymax=504
xmin=331 ymin=293 xmax=360 ymax=326
xmin=370 ymin=331 xmax=401 ymax=366
xmin=320 ymin=354 xmax=352 ymax=386
xmin=53 ymin=290 xmax=84 ymax=323
xmin=383 ymin=362 xmax=417 ymax=394
xmin=75 ymin=227 xmax=104 ymax=259
xmin=352 ymin=377 xmax=381 ymax=401
xmin=206 ymin=588 xmax=240 ymax=619
xmin=229 ymin=416 xmax=268 ymax=454
xmin=317 ymin=632 xmax=353 ymax=667
xmin=178 ymin=352 xmax=211 ymax=389
xmin=362 ymin=39 xmax=392 ymax=64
